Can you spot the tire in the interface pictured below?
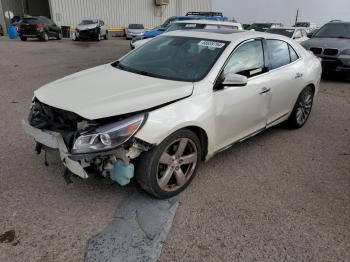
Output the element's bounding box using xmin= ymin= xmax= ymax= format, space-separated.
xmin=96 ymin=33 xmax=101 ymax=41
xmin=41 ymin=32 xmax=49 ymax=42
xmin=20 ymin=36 xmax=27 ymax=41
xmin=288 ymin=86 xmax=314 ymax=129
xmin=57 ymin=31 xmax=62 ymax=40
xmin=135 ymin=129 xmax=201 ymax=199
xmin=104 ymin=31 xmax=108 ymax=40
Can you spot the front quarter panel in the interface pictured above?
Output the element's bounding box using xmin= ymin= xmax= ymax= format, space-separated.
xmin=135 ymin=81 xmax=216 ymax=157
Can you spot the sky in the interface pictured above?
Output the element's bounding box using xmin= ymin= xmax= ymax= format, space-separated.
xmin=212 ymin=0 xmax=350 ymax=27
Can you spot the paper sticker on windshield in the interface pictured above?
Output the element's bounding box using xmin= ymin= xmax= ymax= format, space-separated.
xmin=198 ymin=40 xmax=225 ymax=49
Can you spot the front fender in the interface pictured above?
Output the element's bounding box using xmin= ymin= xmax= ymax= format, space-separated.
xmin=135 ymin=93 xmax=215 ymax=157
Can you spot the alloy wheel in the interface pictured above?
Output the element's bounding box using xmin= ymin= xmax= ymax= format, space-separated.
xmin=296 ymin=89 xmax=313 ymax=125
xmin=156 ymin=138 xmax=198 ymax=192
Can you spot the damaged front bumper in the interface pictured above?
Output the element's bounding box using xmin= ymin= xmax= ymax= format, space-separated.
xmin=23 ymin=120 xmax=89 ymax=178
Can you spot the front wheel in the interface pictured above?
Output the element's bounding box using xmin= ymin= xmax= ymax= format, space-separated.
xmin=288 ymin=86 xmax=314 ymax=128
xmin=104 ymin=31 xmax=108 ymax=40
xmin=135 ymin=129 xmax=201 ymax=199
xmin=57 ymin=32 xmax=62 ymax=40
xmin=96 ymin=33 xmax=101 ymax=41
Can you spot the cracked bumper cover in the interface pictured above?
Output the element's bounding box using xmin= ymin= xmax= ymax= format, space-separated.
xmin=22 ymin=120 xmax=88 ymax=179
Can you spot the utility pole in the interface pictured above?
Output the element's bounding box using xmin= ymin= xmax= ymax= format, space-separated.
xmin=295 ymin=8 xmax=299 ymax=26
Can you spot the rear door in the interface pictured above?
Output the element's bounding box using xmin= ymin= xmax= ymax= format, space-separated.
xmin=265 ymin=39 xmax=304 ymax=125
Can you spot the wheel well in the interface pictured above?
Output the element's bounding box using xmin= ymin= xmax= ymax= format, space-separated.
xmin=308 ymin=83 xmax=315 ymax=94
xmin=185 ymin=126 xmax=208 ymax=161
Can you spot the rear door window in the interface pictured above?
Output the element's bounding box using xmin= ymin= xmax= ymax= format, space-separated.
xmin=266 ymin=40 xmax=290 ymax=69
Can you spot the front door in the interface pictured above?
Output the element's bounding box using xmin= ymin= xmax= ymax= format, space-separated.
xmin=213 ymin=39 xmax=271 ymax=150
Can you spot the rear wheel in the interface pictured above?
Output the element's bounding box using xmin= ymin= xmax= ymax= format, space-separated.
xmin=136 ymin=129 xmax=201 ymax=199
xmin=20 ymin=36 xmax=27 ymax=41
xmin=288 ymin=86 xmax=314 ymax=128
xmin=41 ymin=32 xmax=49 ymax=42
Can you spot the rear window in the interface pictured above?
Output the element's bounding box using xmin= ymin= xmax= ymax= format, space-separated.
xmin=20 ymin=18 xmax=39 ymax=24
xmin=267 ymin=28 xmax=295 ymax=38
xmin=129 ymin=24 xmax=144 ymax=29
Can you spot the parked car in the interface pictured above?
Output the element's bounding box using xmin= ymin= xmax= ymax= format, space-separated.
xmin=293 ymin=22 xmax=317 ymax=32
xmin=24 ymin=30 xmax=321 ymax=198
xmin=301 ymin=21 xmax=350 ymax=74
xmin=242 ymin=24 xmax=251 ymax=30
xmin=72 ymin=19 xmax=108 ymax=41
xmin=248 ymin=23 xmax=283 ymax=32
xmin=126 ymin=24 xmax=145 ymax=39
xmin=266 ymin=27 xmax=309 ymax=43
xmin=143 ymin=13 xmax=229 ymax=39
xmin=131 ymin=20 xmax=243 ymax=49
xmin=17 ymin=16 xmax=62 ymax=41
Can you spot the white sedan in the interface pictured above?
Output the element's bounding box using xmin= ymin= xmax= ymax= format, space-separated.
xmin=24 ymin=30 xmax=322 ymax=198
xmin=266 ymin=27 xmax=309 ymax=43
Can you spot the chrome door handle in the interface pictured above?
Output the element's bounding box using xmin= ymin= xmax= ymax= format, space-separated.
xmin=295 ymin=72 xmax=303 ymax=79
xmin=260 ymin=87 xmax=271 ymax=94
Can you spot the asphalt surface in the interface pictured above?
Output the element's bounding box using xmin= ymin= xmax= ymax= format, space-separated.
xmin=0 ymin=37 xmax=349 ymax=262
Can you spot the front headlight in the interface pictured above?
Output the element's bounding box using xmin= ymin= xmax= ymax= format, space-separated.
xmin=72 ymin=114 xmax=145 ymax=154
xmin=341 ymin=49 xmax=350 ymax=55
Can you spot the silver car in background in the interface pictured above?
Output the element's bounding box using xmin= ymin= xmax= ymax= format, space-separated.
xmin=126 ymin=24 xmax=145 ymax=39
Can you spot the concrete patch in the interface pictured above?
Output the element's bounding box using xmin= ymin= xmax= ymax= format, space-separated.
xmin=85 ymin=191 xmax=179 ymax=262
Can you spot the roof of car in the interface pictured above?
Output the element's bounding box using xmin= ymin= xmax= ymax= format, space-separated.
xmin=174 ymin=20 xmax=241 ymax=26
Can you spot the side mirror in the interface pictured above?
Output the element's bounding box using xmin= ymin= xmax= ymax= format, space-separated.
xmin=222 ymin=73 xmax=248 ymax=87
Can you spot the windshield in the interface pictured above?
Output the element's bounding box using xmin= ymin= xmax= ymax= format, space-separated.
xmin=129 ymin=24 xmax=144 ymax=29
xmin=79 ymin=20 xmax=96 ymax=25
xmin=267 ymin=28 xmax=295 ymax=38
xmin=313 ymin=23 xmax=350 ymax=38
xmin=113 ymin=36 xmax=228 ymax=82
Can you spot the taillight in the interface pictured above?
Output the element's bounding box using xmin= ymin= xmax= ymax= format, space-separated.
xmin=36 ymin=23 xmax=44 ymax=31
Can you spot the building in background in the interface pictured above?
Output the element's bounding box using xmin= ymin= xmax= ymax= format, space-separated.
xmin=0 ymin=0 xmax=212 ymax=32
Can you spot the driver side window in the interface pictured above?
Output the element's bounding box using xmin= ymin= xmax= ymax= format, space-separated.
xmin=224 ymin=40 xmax=265 ymax=78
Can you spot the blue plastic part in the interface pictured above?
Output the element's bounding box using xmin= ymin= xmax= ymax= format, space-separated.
xmin=110 ymin=160 xmax=134 ymax=186
xmin=8 ymin=25 xmax=18 ymax=39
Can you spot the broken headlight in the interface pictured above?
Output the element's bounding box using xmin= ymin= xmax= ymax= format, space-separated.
xmin=72 ymin=114 xmax=145 ymax=154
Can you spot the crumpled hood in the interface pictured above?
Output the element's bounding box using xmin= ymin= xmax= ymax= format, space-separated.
xmin=76 ymin=24 xmax=98 ymax=31
xmin=34 ymin=64 xmax=193 ymax=120
xmin=302 ymin=37 xmax=350 ymax=51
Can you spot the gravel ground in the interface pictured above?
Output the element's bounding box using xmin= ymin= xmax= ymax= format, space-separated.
xmin=0 ymin=37 xmax=349 ymax=262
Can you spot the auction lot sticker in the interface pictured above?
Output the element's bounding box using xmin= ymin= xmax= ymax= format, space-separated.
xmin=198 ymin=40 xmax=225 ymax=49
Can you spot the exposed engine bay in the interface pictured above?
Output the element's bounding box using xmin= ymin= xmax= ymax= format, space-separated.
xmin=26 ymin=99 xmax=151 ymax=185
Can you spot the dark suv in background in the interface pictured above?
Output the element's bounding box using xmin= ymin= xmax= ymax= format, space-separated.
xmin=17 ymin=16 xmax=62 ymax=41
xmin=301 ymin=21 xmax=350 ymax=74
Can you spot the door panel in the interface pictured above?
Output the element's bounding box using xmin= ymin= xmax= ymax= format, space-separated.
xmin=213 ymin=39 xmax=270 ymax=150
xmin=214 ymin=76 xmax=271 ymax=150
xmin=265 ymin=40 xmax=304 ymax=124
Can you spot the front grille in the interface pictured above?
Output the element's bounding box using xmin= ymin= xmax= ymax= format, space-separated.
xmin=323 ymin=48 xmax=338 ymax=56
xmin=28 ymin=100 xmax=82 ymax=131
xmin=310 ymin=47 xmax=322 ymax=55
